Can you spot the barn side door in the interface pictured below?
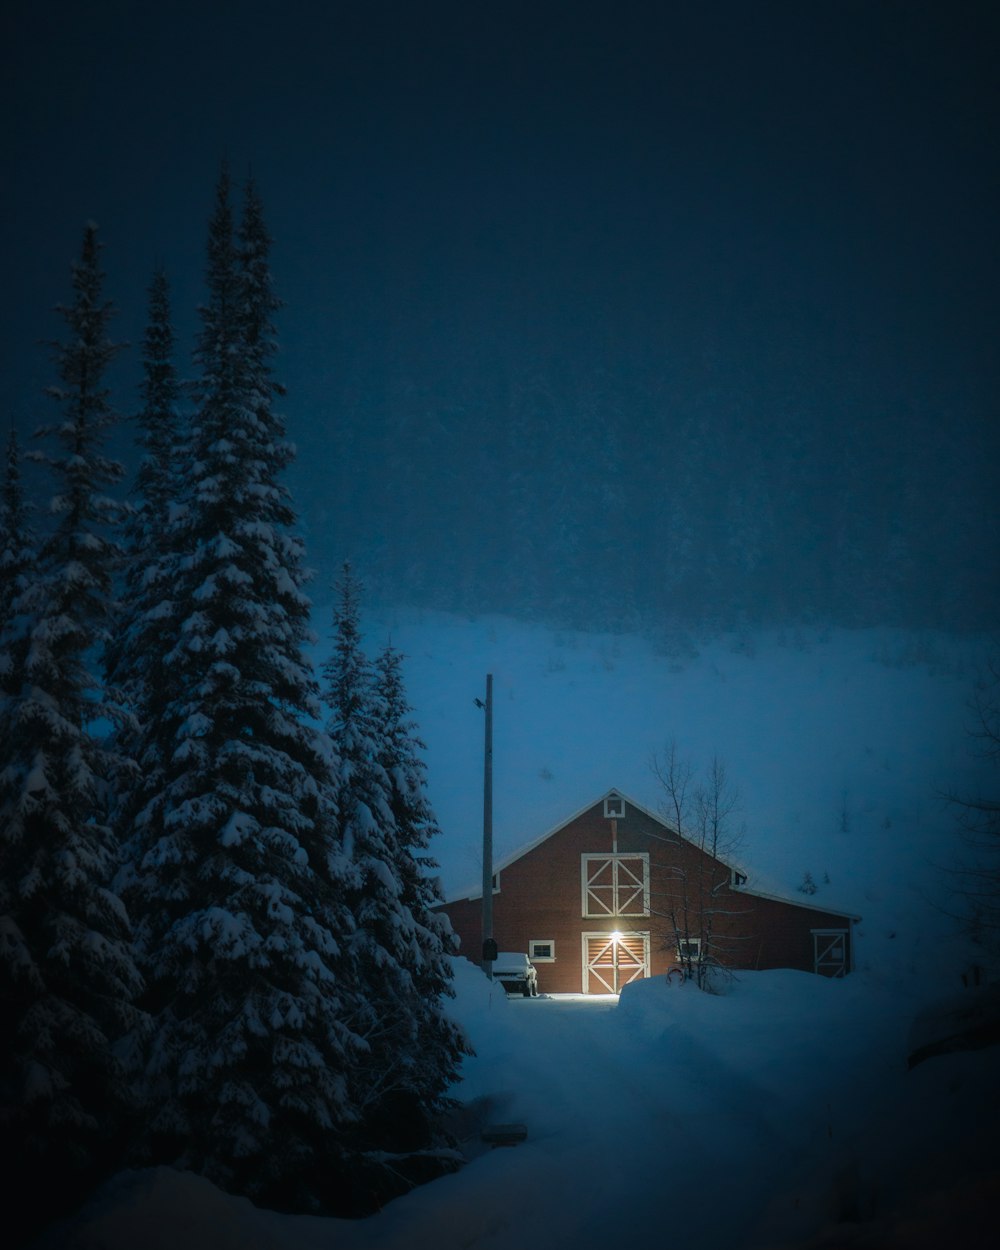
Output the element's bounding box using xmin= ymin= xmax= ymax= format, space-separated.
xmin=812 ymin=929 xmax=849 ymax=977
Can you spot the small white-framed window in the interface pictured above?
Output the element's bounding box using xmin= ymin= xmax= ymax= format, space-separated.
xmin=730 ymin=869 xmax=747 ymax=888
xmin=529 ymin=939 xmax=555 ymax=962
xmin=603 ymin=794 xmax=625 ymax=819
xmin=677 ymin=936 xmax=702 ymax=960
xmin=491 ymin=871 xmax=500 ymax=894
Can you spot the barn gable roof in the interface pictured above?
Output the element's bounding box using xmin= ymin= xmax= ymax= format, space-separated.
xmin=448 ymin=786 xmax=862 ymax=921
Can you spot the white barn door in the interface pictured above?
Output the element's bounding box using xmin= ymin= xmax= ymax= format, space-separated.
xmin=583 ymin=932 xmax=650 ymax=993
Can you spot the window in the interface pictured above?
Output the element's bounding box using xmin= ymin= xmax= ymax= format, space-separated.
xmin=529 ymin=940 xmax=555 ymax=962
xmin=582 ymin=854 xmax=650 ymax=917
xmin=603 ymin=794 xmax=625 ymax=819
xmin=731 ymin=869 xmax=747 ymax=888
xmin=677 ymin=936 xmax=702 ymax=960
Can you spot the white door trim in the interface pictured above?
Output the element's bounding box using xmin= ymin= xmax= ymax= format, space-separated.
xmin=581 ymin=930 xmax=650 ymax=993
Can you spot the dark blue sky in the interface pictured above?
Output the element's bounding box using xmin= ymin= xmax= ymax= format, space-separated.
xmin=4 ymin=1 xmax=998 ymax=556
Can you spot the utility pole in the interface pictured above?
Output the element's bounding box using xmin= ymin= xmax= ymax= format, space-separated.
xmin=480 ymin=673 xmax=495 ymax=978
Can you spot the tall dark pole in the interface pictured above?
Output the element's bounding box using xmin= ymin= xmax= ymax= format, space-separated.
xmin=481 ymin=673 xmax=494 ymax=978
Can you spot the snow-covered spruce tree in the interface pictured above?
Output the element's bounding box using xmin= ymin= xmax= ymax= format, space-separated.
xmin=0 ymin=225 xmax=145 ymax=1243
xmin=322 ymin=564 xmax=466 ymax=1191
xmin=130 ymin=268 xmax=185 ymax=534
xmin=0 ymin=426 xmax=34 ymax=644
xmin=371 ymin=642 xmax=469 ymax=1104
xmin=103 ymin=268 xmax=186 ymax=802
xmin=117 ymin=172 xmax=366 ymax=1211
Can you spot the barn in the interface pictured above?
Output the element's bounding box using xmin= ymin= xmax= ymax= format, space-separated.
xmin=439 ymin=789 xmax=861 ymax=993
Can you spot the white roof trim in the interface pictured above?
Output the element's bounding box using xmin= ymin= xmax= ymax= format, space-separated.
xmin=446 ymin=786 xmax=861 ymax=921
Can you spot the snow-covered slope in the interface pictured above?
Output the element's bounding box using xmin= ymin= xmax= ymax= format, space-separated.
xmin=29 ymin=616 xmax=999 ymax=1250
xmin=325 ymin=612 xmax=991 ymax=989
xmin=36 ymin=959 xmax=999 ymax=1250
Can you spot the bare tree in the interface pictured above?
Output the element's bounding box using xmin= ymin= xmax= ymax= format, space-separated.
xmin=650 ymin=743 xmax=752 ymax=990
xmin=949 ymin=657 xmax=1000 ymax=953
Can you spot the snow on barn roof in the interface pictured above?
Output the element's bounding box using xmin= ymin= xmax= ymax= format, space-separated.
xmin=446 ymin=787 xmax=862 ymax=921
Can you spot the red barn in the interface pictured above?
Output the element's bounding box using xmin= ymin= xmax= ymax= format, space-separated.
xmin=439 ymin=789 xmax=860 ymax=993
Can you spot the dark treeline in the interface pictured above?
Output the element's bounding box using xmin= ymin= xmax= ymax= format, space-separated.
xmin=300 ymin=321 xmax=998 ymax=636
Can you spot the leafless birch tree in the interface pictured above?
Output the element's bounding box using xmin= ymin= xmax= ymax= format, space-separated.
xmin=649 ymin=742 xmax=752 ymax=990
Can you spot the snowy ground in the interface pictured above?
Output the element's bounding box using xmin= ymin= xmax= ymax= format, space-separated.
xmin=35 ymin=958 xmax=1000 ymax=1249
xmin=29 ymin=617 xmax=1000 ymax=1248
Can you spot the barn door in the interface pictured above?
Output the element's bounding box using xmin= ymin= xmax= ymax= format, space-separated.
xmin=582 ymin=854 xmax=650 ymax=917
xmin=583 ymin=932 xmax=649 ymax=993
xmin=813 ymin=930 xmax=849 ymax=977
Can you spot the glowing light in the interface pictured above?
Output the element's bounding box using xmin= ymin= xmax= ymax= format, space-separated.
xmin=610 ymin=930 xmax=622 ymax=940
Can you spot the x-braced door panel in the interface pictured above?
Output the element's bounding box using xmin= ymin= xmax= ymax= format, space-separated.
xmin=582 ymin=854 xmax=650 ymax=917
xmin=813 ymin=930 xmax=849 ymax=977
xmin=583 ymin=932 xmax=649 ymax=993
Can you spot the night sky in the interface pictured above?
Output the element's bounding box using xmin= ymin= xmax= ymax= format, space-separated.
xmin=4 ymin=1 xmax=999 ymax=622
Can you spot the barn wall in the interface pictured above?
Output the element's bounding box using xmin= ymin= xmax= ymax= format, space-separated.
xmin=438 ymin=797 xmax=854 ymax=991
xmin=443 ymin=815 xmax=606 ymax=993
xmin=733 ymin=894 xmax=853 ymax=973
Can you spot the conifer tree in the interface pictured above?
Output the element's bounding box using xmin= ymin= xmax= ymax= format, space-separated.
xmin=372 ymin=642 xmax=469 ymax=1116
xmin=323 ymin=564 xmax=467 ymax=1161
xmin=133 ymin=268 xmax=185 ymax=533
xmin=105 ymin=267 xmax=185 ymax=741
xmin=118 ymin=173 xmax=365 ymax=1209
xmin=0 ymin=426 xmax=33 ymax=647
xmin=0 ymin=226 xmax=144 ymax=1242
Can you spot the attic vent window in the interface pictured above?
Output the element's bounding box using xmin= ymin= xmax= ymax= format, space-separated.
xmin=731 ymin=869 xmax=748 ymax=888
xmin=604 ymin=795 xmax=625 ymax=819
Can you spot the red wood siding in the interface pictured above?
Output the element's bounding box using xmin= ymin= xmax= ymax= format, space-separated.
xmin=439 ymin=796 xmax=855 ymax=992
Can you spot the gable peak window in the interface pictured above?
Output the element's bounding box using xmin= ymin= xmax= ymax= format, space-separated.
xmin=604 ymin=794 xmax=625 ymax=819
